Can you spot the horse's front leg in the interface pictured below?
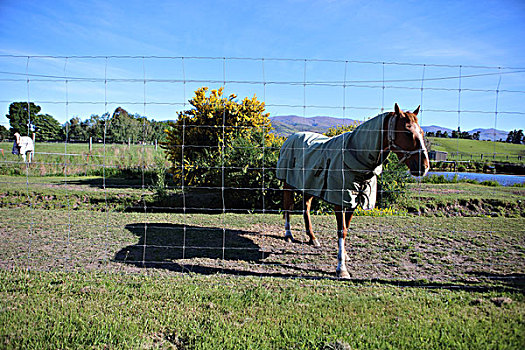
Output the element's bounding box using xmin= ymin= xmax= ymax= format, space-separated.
xmin=303 ymin=195 xmax=320 ymax=247
xmin=335 ymin=205 xmax=354 ymax=279
xmin=283 ymin=183 xmax=295 ymax=243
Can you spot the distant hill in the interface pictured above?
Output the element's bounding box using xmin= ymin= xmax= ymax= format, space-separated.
xmin=469 ymin=128 xmax=509 ymax=141
xmin=421 ymin=125 xmax=454 ymax=134
xmin=422 ymin=126 xmax=509 ymax=141
xmin=271 ymin=116 xmax=510 ymax=141
xmin=270 ymin=115 xmax=359 ymax=136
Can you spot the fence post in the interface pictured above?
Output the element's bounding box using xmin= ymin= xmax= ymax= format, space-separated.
xmin=32 ymin=133 xmax=36 ymax=161
xmin=89 ymin=137 xmax=92 ymax=153
xmin=155 ymin=139 xmax=158 ymax=150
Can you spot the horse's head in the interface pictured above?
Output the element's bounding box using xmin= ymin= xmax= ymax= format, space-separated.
xmin=386 ymin=103 xmax=429 ymax=177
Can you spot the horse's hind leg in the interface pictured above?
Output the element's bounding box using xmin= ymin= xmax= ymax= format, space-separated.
xmin=303 ymin=195 xmax=320 ymax=247
xmin=335 ymin=206 xmax=354 ymax=279
xmin=283 ymin=183 xmax=294 ymax=243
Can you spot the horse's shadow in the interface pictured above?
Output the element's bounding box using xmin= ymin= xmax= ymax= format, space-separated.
xmin=114 ymin=223 xmax=330 ymax=277
xmin=114 ymin=223 xmax=270 ymax=275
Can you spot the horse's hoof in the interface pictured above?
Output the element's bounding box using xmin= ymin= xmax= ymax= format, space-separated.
xmin=309 ymin=239 xmax=321 ymax=248
xmin=284 ymin=235 xmax=294 ymax=243
xmin=336 ymin=269 xmax=351 ymax=279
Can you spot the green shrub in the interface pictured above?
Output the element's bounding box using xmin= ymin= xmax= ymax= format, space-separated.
xmin=221 ymin=130 xmax=283 ymax=210
xmin=480 ymin=180 xmax=500 ymax=187
xmin=422 ymin=174 xmax=449 ymax=184
xmin=162 ymin=87 xmax=284 ymax=210
xmin=376 ymin=153 xmax=411 ymax=208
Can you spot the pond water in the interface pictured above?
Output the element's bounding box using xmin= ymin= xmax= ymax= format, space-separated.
xmin=425 ymin=172 xmax=524 ymax=186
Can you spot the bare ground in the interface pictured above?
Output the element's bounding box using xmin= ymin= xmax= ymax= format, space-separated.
xmin=1 ymin=208 xmax=524 ymax=289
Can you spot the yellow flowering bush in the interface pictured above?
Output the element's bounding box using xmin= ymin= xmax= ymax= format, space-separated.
xmin=163 ymin=87 xmax=284 ymax=209
xmin=323 ymin=122 xmax=359 ymax=137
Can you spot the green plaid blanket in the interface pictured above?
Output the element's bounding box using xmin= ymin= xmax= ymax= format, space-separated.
xmin=276 ymin=112 xmax=389 ymax=209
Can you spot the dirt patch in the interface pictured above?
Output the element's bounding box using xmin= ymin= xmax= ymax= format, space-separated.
xmin=2 ymin=210 xmax=523 ymax=289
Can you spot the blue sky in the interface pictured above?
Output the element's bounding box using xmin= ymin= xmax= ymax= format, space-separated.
xmin=1 ymin=0 xmax=524 ymax=132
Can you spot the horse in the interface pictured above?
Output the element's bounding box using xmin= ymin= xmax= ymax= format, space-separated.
xmin=275 ymin=103 xmax=429 ymax=278
xmin=13 ymin=132 xmax=34 ymax=163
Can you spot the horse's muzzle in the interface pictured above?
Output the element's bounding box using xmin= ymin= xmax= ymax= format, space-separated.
xmin=408 ymin=157 xmax=429 ymax=177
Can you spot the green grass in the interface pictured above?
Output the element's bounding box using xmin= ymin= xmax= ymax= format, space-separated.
xmin=402 ymin=182 xmax=525 ymax=217
xmin=1 ymin=270 xmax=523 ymax=349
xmin=0 ymin=141 xmax=156 ymax=154
xmin=429 ymin=137 xmax=525 ymax=163
xmin=0 ymin=141 xmax=166 ymax=177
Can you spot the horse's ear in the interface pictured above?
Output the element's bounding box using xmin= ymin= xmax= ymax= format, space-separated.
xmin=394 ymin=103 xmax=401 ymax=115
xmin=413 ymin=106 xmax=420 ymax=116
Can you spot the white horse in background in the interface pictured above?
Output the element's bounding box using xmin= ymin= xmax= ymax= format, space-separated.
xmin=13 ymin=132 xmax=34 ymax=163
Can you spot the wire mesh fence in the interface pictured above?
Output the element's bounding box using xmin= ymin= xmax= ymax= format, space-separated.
xmin=0 ymin=55 xmax=523 ymax=283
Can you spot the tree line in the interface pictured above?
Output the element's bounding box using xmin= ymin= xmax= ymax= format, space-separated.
xmin=1 ymin=102 xmax=169 ymax=143
xmin=506 ymin=129 xmax=524 ymax=144
xmin=425 ymin=127 xmax=524 ymax=144
xmin=425 ymin=128 xmax=481 ymax=140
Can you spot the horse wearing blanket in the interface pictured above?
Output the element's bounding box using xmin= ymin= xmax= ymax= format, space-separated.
xmin=12 ymin=132 xmax=34 ymax=163
xmin=276 ymin=104 xmax=429 ymax=278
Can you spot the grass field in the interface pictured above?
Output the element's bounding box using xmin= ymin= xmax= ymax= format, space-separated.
xmin=0 ymin=141 xmax=165 ymax=177
xmin=428 ymin=137 xmax=525 ymax=163
xmin=1 ymin=269 xmax=523 ymax=349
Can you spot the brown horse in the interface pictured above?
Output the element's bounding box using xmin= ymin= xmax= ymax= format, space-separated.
xmin=276 ymin=103 xmax=429 ymax=278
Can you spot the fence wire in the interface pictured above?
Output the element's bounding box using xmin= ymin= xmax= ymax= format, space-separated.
xmin=0 ymin=55 xmax=524 ymax=283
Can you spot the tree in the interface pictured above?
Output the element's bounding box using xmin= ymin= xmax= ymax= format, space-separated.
xmin=506 ymin=129 xmax=524 ymax=144
xmin=6 ymin=102 xmax=63 ymax=141
xmin=65 ymin=117 xmax=88 ymax=141
xmin=150 ymin=120 xmax=169 ymax=143
xmin=35 ymin=113 xmax=62 ymax=141
xmin=86 ymin=114 xmax=106 ymax=142
xmin=514 ymin=129 xmax=524 ymax=144
xmin=5 ymin=102 xmax=41 ymax=135
xmin=107 ymin=107 xmax=141 ymax=143
xmin=0 ymin=125 xmax=9 ymax=141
